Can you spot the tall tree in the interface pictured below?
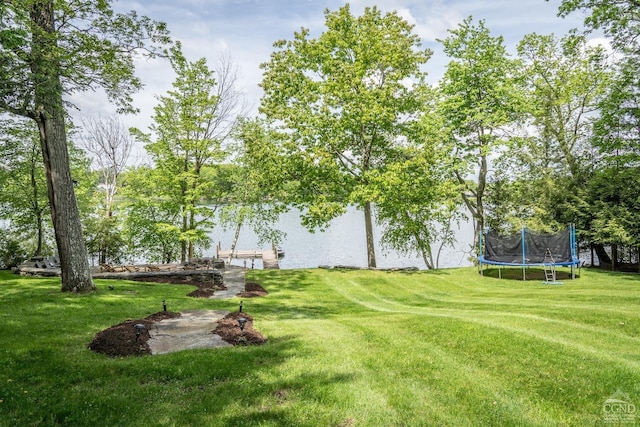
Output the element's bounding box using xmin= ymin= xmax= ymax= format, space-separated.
xmin=369 ymin=148 xmax=463 ymax=269
xmin=438 ymin=17 xmax=523 ymax=247
xmin=588 ymin=53 xmax=640 ymax=268
xmin=554 ymin=0 xmax=640 ymax=268
xmin=80 ymin=115 xmax=132 ymax=265
xmin=0 ymin=117 xmax=95 ymax=261
xmin=0 ymin=0 xmax=170 ymax=291
xmin=133 ymin=47 xmax=243 ymax=262
xmin=81 ymin=115 xmax=133 ymax=219
xmin=517 ymin=33 xmax=609 ymax=179
xmin=259 ymin=5 xmax=431 ymax=268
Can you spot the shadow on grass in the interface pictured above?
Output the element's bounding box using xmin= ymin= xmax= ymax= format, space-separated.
xmin=125 ymin=335 xmax=356 ymax=426
xmin=581 ymin=266 xmax=640 ymax=281
xmin=479 ymin=266 xmax=579 ymax=282
xmin=3 ymin=329 xmax=314 ymax=426
xmin=217 ymin=371 xmax=358 ymax=427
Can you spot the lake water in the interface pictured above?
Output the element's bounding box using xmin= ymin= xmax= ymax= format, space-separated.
xmin=205 ymin=206 xmax=475 ymax=270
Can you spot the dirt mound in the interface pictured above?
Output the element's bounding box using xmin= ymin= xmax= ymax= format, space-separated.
xmin=213 ymin=311 xmax=268 ymax=346
xmin=88 ymin=311 xmax=181 ymax=357
xmin=237 ymin=282 xmax=269 ymax=298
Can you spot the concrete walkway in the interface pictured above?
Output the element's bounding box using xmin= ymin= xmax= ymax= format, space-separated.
xmin=210 ymin=266 xmax=247 ymax=299
xmin=148 ymin=310 xmax=232 ymax=354
xmin=147 ymin=266 xmax=247 ymax=355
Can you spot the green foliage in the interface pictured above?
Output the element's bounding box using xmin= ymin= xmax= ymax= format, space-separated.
xmin=0 ymin=234 xmax=28 ymax=268
xmin=121 ymin=166 xmax=182 ymax=263
xmin=593 ymin=55 xmax=640 ymax=167
xmin=0 ymin=0 xmax=171 ymax=116
xmin=370 ymin=150 xmax=464 ymax=269
xmin=83 ymin=215 xmax=127 ymax=265
xmin=259 ymin=4 xmax=431 ymax=226
xmin=556 ymin=0 xmax=640 ymax=53
xmin=485 ymin=32 xmax=613 ymax=239
xmin=586 ymin=166 xmax=640 ymax=246
xmin=259 ymin=5 xmax=431 ymax=267
xmin=0 ymin=118 xmax=51 ymax=255
xmin=516 ymin=33 xmax=609 ymax=179
xmin=219 ymin=118 xmax=289 ymax=247
xmin=438 ymin=17 xmax=524 ymax=238
xmin=368 ymin=106 xmax=465 ymax=269
xmin=0 ymin=0 xmax=170 ymax=291
xmin=0 ymin=118 xmax=96 ymax=257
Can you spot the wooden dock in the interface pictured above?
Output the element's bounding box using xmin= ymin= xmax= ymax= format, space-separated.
xmin=216 ymin=246 xmax=280 ymax=269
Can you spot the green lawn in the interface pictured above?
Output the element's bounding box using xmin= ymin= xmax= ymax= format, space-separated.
xmin=0 ymin=266 xmax=639 ymax=426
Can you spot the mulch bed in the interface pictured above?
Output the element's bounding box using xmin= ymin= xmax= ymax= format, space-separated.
xmin=88 ymin=311 xmax=181 ymax=357
xmin=238 ymin=282 xmax=269 ymax=298
xmin=213 ymin=311 xmax=268 ymax=346
xmin=88 ymin=276 xmax=269 ymax=357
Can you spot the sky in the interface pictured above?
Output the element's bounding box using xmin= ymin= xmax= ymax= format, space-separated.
xmin=71 ymin=0 xmax=603 ymax=162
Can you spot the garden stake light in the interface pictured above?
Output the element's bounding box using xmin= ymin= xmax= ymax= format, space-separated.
xmin=134 ymin=324 xmax=145 ymax=342
xmin=237 ymin=317 xmax=247 ymax=331
xmin=162 ymin=299 xmax=166 ymax=312
xmin=237 ymin=317 xmax=248 ymax=345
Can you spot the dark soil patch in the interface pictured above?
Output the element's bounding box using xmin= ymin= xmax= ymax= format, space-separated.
xmin=238 ymin=282 xmax=269 ymax=298
xmin=214 ymin=311 xmax=268 ymax=346
xmin=88 ymin=311 xmax=181 ymax=357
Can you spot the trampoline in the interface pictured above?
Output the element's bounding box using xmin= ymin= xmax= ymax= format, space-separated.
xmin=478 ymin=224 xmax=580 ymax=281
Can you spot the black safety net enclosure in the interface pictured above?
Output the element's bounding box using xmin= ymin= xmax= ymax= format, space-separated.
xmin=478 ymin=225 xmax=580 ymax=281
xmin=483 ymin=229 xmax=573 ymax=264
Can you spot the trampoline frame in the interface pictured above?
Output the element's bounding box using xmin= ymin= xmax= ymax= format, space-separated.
xmin=478 ymin=224 xmax=580 ymax=280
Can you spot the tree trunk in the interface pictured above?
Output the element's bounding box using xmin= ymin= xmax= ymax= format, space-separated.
xmin=474 ymin=150 xmax=487 ymax=254
xmin=181 ymin=210 xmax=187 ymax=264
xmin=364 ymin=202 xmax=376 ymax=268
xmin=30 ymin=154 xmax=44 ymax=257
xmin=612 ymin=244 xmax=618 ymax=271
xmin=35 ymin=208 xmax=43 ymax=257
xmin=188 ymin=208 xmax=195 ymax=261
xmin=31 ymin=1 xmax=93 ymax=292
xmin=230 ymin=216 xmax=243 ymax=266
xmin=35 ymin=116 xmax=94 ymax=291
xmin=593 ymin=243 xmax=611 ymax=266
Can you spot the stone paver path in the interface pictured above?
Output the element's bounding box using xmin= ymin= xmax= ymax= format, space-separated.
xmin=148 ymin=309 xmax=232 ymax=354
xmin=146 ymin=266 xmax=250 ymax=355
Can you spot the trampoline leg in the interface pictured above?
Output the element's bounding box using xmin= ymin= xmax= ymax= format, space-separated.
xmin=522 ymin=266 xmax=526 ymax=281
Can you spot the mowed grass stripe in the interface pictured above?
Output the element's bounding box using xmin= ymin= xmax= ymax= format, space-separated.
xmin=321 ymin=270 xmax=640 ymax=368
